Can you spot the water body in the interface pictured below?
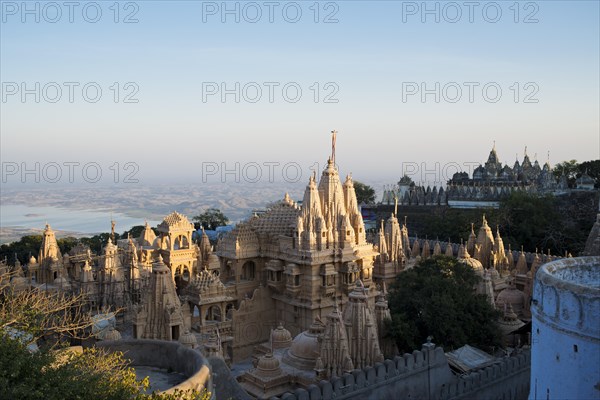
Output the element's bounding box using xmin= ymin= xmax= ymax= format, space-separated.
xmin=0 ymin=204 xmax=160 ymax=234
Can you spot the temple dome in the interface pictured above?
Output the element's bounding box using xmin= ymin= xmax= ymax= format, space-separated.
xmin=496 ymin=282 xmax=526 ymax=316
xmin=178 ymin=331 xmax=197 ymax=348
xmin=272 ymin=323 xmax=292 ymax=349
xmin=497 ymin=304 xmax=525 ymax=338
xmin=256 ymin=353 xmax=282 ymax=377
xmin=457 ymin=243 xmax=484 ymax=275
xmin=283 ymin=319 xmax=324 ymax=370
xmin=459 ymin=257 xmax=484 ymax=274
xmin=289 ymin=331 xmax=318 ymax=361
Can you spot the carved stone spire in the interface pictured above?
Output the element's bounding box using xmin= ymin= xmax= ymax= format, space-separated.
xmin=343 ymin=280 xmax=384 ymax=369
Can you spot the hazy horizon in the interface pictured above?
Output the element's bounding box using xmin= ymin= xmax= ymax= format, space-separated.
xmin=1 ymin=1 xmax=599 ymax=187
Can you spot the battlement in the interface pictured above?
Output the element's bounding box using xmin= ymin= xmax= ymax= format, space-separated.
xmin=272 ymin=346 xmax=529 ymax=400
xmin=439 ymin=350 xmax=530 ymax=400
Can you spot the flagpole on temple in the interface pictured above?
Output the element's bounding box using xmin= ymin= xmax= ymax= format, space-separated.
xmin=331 ymin=130 xmax=337 ymax=164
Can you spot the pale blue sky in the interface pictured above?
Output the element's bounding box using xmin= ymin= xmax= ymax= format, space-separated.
xmin=1 ymin=0 xmax=599 ymax=185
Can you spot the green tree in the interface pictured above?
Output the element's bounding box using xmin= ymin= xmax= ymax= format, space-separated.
xmin=0 ymin=235 xmax=43 ymax=266
xmin=80 ymin=233 xmax=118 ymax=253
xmin=0 ymin=334 xmax=208 ymax=400
xmin=193 ymin=208 xmax=229 ymax=230
xmin=386 ymin=256 xmax=501 ymax=353
xmin=553 ymin=159 xmax=579 ymax=188
xmin=496 ymin=192 xmax=563 ymax=253
xmin=579 ymin=159 xmax=600 ymax=188
xmin=122 ymin=225 xmax=153 ymax=239
xmin=353 ymin=181 xmax=376 ymax=204
xmin=56 ymin=237 xmax=79 ymax=255
xmin=0 ymin=268 xmax=209 ymax=400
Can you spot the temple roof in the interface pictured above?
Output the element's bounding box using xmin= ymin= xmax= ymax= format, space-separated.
xmin=157 ymin=211 xmax=194 ymax=232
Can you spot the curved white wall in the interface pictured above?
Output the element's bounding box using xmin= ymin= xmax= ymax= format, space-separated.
xmin=529 ymin=256 xmax=600 ymax=400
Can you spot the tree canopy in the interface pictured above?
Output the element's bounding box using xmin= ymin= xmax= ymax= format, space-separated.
xmin=193 ymin=208 xmax=229 ymax=231
xmin=496 ymin=192 xmax=561 ymax=253
xmin=0 ymin=334 xmax=207 ymax=400
xmin=353 ymin=181 xmax=376 ymax=204
xmin=0 ymin=268 xmax=208 ymax=400
xmin=579 ymin=160 xmax=600 ymax=188
xmin=386 ymin=256 xmax=501 ymax=353
xmin=553 ymin=159 xmax=600 ymax=188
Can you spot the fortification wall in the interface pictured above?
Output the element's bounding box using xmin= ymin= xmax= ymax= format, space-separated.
xmin=440 ymin=351 xmax=530 ymax=400
xmin=273 ymin=346 xmax=530 ymax=400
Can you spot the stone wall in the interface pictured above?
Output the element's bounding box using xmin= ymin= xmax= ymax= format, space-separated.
xmin=230 ymin=286 xmax=276 ymax=362
xmin=96 ymin=339 xmax=213 ymax=397
xmin=440 ymin=351 xmax=530 ymax=400
xmin=273 ymin=346 xmax=530 ymax=400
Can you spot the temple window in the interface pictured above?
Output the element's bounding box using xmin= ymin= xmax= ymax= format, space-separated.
xmin=205 ymin=305 xmax=222 ymax=322
xmin=320 ymin=264 xmax=336 ymax=287
xmin=241 ymin=261 xmax=256 ymax=281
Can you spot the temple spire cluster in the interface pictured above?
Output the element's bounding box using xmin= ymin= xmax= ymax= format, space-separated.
xmin=3 ymin=131 xmax=592 ymax=400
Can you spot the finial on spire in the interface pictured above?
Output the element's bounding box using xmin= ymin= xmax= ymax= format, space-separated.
xmin=110 ymin=218 xmax=116 ymax=242
xmin=524 ymin=146 xmax=528 ymax=157
xmin=493 ymin=140 xmax=496 ymax=150
xmin=394 ymin=195 xmax=398 ymax=217
xmin=331 ymin=130 xmax=338 ymax=164
xmin=547 ymin=151 xmax=550 ymax=162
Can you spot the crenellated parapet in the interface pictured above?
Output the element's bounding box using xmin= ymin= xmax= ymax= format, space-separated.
xmin=439 ymin=350 xmax=530 ymax=400
xmin=272 ymin=346 xmax=530 ymax=400
xmin=273 ymin=345 xmax=453 ymax=400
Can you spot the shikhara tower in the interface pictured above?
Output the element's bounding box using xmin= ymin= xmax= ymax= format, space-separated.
xmin=217 ymin=131 xmax=379 ymax=337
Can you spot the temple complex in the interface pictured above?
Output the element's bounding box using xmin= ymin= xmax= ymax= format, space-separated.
xmin=379 ymin=144 xmax=587 ymax=209
xmin=4 ymin=132 xmax=596 ymax=399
